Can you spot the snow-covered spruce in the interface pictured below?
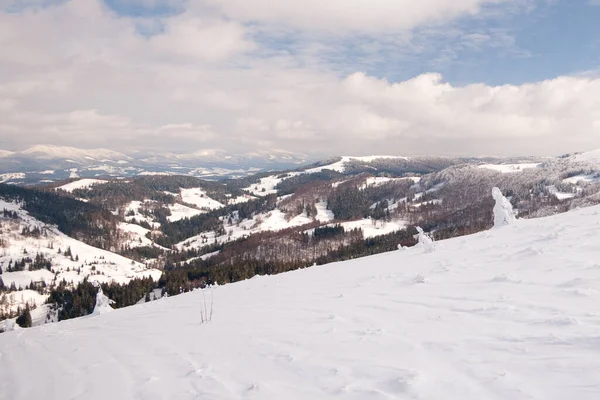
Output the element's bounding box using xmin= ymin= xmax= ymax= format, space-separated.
xmin=92 ymin=287 xmax=115 ymax=316
xmin=415 ymin=226 xmax=435 ymax=253
xmin=492 ymin=187 xmax=516 ymax=227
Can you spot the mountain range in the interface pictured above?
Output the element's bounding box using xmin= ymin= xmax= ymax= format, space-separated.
xmin=2 ymin=195 xmax=600 ymax=399
xmin=1 ymin=146 xmax=600 ymax=328
xmin=0 ymin=145 xmax=311 ymax=183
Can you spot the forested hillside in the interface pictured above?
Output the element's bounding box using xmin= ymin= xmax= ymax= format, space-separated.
xmin=2 ymin=153 xmax=600 ymax=329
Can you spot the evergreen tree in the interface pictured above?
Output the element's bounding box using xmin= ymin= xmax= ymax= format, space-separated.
xmin=16 ymin=304 xmax=32 ymax=328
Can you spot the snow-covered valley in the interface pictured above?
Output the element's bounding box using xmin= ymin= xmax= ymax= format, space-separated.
xmin=2 ymin=202 xmax=600 ymax=399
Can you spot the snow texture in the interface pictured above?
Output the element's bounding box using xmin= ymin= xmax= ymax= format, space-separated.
xmin=492 ymin=187 xmax=517 ymax=227
xmin=4 ymin=205 xmax=600 ymax=398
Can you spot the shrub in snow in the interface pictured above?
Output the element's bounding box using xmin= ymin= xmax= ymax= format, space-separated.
xmin=92 ymin=287 xmax=115 ymax=315
xmin=200 ymin=289 xmax=213 ymax=324
xmin=416 ymin=227 xmax=435 ymax=253
xmin=492 ymin=187 xmax=516 ymax=228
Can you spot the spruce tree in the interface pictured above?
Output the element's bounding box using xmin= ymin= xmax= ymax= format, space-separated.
xmin=16 ymin=304 xmax=32 ymax=328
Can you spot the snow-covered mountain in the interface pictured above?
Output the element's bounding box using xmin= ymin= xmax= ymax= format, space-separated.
xmin=4 ymin=144 xmax=600 ymax=185
xmin=2 ymin=202 xmax=600 ymax=399
xmin=0 ymin=198 xmax=161 ymax=317
xmin=19 ymin=145 xmax=131 ymax=163
xmin=0 ymin=145 xmax=311 ymax=184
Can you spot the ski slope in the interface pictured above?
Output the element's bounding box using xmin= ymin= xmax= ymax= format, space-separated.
xmin=3 ymin=205 xmax=600 ymax=399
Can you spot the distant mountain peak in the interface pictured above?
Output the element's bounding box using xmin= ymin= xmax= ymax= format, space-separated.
xmin=20 ymin=145 xmax=131 ymax=162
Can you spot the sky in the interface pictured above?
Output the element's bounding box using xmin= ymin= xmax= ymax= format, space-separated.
xmin=0 ymin=0 xmax=599 ymax=159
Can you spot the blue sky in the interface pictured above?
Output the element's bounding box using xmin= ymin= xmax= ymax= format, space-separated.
xmin=98 ymin=0 xmax=600 ymax=85
xmin=1 ymin=0 xmax=599 ymax=157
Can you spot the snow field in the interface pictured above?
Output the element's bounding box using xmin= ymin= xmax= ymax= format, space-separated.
xmin=3 ymin=205 xmax=600 ymax=398
xmin=180 ymin=188 xmax=224 ymax=210
xmin=56 ymin=178 xmax=108 ymax=192
xmin=478 ymin=163 xmax=541 ymax=173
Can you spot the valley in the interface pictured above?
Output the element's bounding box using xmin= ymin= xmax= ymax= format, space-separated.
xmin=1 ymin=149 xmax=600 ymax=329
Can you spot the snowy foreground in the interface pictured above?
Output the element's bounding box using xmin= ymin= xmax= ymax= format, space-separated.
xmin=3 ymin=206 xmax=600 ymax=399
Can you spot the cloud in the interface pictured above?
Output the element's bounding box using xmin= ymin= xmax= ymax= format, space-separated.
xmin=0 ymin=0 xmax=599 ymax=158
xmin=202 ymin=0 xmax=515 ymax=33
xmin=150 ymin=16 xmax=255 ymax=62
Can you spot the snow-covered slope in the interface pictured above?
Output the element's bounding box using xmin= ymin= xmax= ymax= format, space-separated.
xmin=0 ymin=200 xmax=161 ymax=312
xmin=180 ymin=188 xmax=224 ymax=210
xmin=572 ymin=148 xmax=600 ymax=163
xmin=56 ymin=178 xmax=108 ymax=192
xmin=3 ymin=205 xmax=600 ymax=399
xmin=478 ymin=163 xmax=541 ymax=173
xmin=306 ymin=155 xmax=408 ymax=173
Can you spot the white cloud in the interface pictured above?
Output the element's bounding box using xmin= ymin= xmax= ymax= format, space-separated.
xmin=150 ymin=16 xmax=255 ymax=62
xmin=202 ymin=0 xmax=514 ymax=33
xmin=0 ymin=0 xmax=599 ymax=158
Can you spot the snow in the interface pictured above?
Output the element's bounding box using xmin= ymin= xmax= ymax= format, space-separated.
xmin=137 ymin=171 xmax=173 ymax=176
xmin=547 ymin=185 xmax=576 ymax=200
xmin=0 ymin=199 xmax=162 ymax=312
xmin=334 ymin=218 xmax=407 ymax=239
xmin=177 ymin=208 xmax=316 ymax=250
xmin=572 ymin=148 xmax=600 ymax=163
xmin=118 ymin=222 xmax=153 ymax=248
xmin=4 ymin=205 xmax=600 ymax=398
xmin=0 ymin=290 xmax=48 ymax=315
xmin=315 ymin=201 xmax=334 ymax=222
xmin=563 ymin=173 xmax=600 ymax=184
xmin=227 ymin=194 xmax=256 ymax=205
xmin=167 ymin=203 xmax=204 ymax=222
xmin=243 ymin=174 xmax=298 ymax=196
xmin=0 ymin=173 xmax=25 ymax=183
xmin=92 ymin=287 xmax=115 ymax=315
xmin=123 ymin=200 xmax=161 ymax=229
xmin=307 ymin=156 xmax=408 ymax=174
xmin=57 ymin=178 xmax=108 ymax=192
xmin=478 ymin=163 xmax=541 ymax=173
xmin=492 ymin=187 xmax=516 ymax=227
xmin=20 ymin=145 xmax=130 ymax=163
xmin=178 ymin=202 xmax=401 ymax=252
xmin=244 ymin=156 xmax=411 ymax=197
xmin=180 ymin=188 xmax=224 ymax=210
xmin=415 ymin=226 xmax=435 ymax=253
xmin=182 ymin=251 xmax=222 ymax=264
xmin=410 ymin=199 xmax=443 ymax=208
